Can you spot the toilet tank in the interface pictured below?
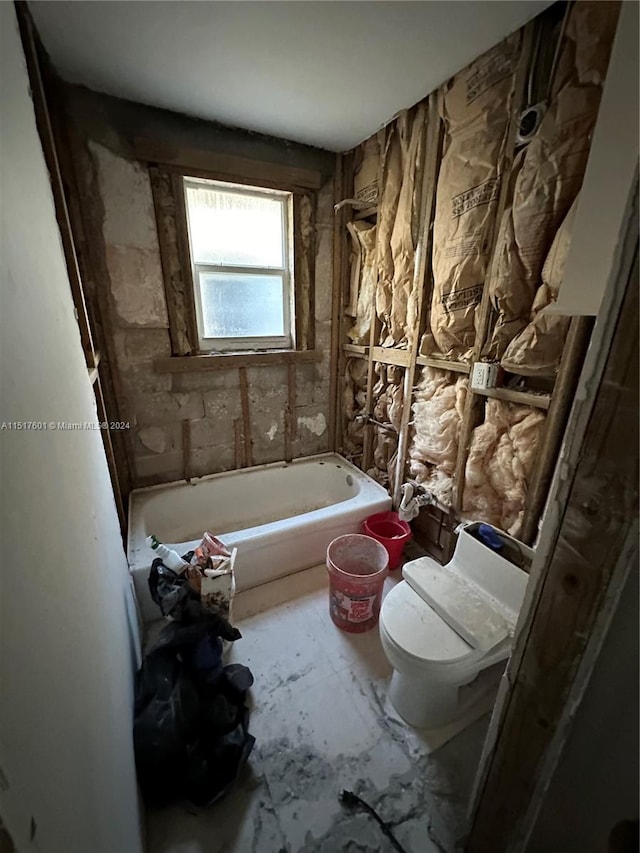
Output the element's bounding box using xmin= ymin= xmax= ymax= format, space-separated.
xmin=449 ymin=523 xmax=532 ymax=621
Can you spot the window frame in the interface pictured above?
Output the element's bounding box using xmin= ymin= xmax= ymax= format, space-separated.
xmin=183 ymin=177 xmax=294 ymax=353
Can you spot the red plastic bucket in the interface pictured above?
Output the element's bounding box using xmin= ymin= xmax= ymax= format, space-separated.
xmin=326 ymin=534 xmax=389 ymax=633
xmin=361 ymin=511 xmax=412 ymax=570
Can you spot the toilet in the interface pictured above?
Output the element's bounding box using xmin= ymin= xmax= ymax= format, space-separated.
xmin=379 ymin=522 xmax=532 ymax=729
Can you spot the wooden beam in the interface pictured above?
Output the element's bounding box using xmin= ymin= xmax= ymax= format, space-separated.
xmin=182 ymin=419 xmax=192 ymax=483
xmin=284 ymin=363 xmax=297 ymax=463
xmin=453 ymin=22 xmax=536 ymax=515
xmin=342 ymin=343 xmax=369 ymax=356
xmin=519 ymin=317 xmax=593 ymax=543
xmin=329 ymin=152 xmax=345 ymax=452
xmin=363 ymin=128 xmax=388 ymax=472
xmin=238 ymin=367 xmax=253 ymax=468
xmin=415 ymin=355 xmax=470 ymax=375
xmin=467 ymin=246 xmax=638 ymax=853
xmin=15 ymin=6 xmax=96 ymax=368
xmin=233 ymin=419 xmax=243 ymax=470
xmin=371 ymin=346 xmax=412 ymax=368
xmin=292 ymin=191 xmax=316 ymax=351
xmin=171 ymin=173 xmax=199 ymax=352
xmin=154 ymin=349 xmax=322 ymax=373
xmin=133 ymin=137 xmax=323 ymax=191
xmin=148 ymin=166 xmax=194 ymax=355
xmin=392 ymin=92 xmax=444 ymax=507
xmin=474 ymin=385 xmax=552 ymax=411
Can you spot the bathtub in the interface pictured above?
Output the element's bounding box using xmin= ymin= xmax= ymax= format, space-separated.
xmin=128 ymin=452 xmax=392 ymax=622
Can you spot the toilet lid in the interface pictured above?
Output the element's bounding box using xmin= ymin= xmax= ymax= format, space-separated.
xmin=381 ymin=581 xmax=473 ymax=665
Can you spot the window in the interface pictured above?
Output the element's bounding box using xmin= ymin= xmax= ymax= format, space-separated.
xmin=184 ymin=178 xmax=293 ymax=352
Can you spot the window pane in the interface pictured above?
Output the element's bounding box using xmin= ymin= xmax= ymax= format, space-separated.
xmin=186 ymin=184 xmax=285 ymax=268
xmin=199 ymin=272 xmax=285 ymax=339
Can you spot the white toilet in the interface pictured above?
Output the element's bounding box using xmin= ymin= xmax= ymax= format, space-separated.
xmin=379 ymin=522 xmax=532 ymax=729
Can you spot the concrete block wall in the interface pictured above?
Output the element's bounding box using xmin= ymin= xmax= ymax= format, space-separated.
xmin=87 ymin=139 xmax=334 ymax=488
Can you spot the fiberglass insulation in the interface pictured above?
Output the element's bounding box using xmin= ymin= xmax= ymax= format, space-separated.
xmin=342 ymin=358 xmax=368 ymax=459
xmin=367 ymin=363 xmax=403 ymax=488
xmin=425 ymin=34 xmax=519 ymax=361
xmin=487 ymin=0 xmax=619 ymax=361
xmin=375 ymin=104 xmax=427 ymax=349
xmin=462 ymin=399 xmax=546 ymax=538
xmin=409 ymin=367 xmax=468 ymax=507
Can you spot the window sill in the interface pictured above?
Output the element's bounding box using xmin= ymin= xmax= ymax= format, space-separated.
xmin=153 ymin=349 xmax=322 ymax=373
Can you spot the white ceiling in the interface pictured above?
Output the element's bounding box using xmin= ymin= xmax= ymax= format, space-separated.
xmin=30 ymin=0 xmax=551 ymax=152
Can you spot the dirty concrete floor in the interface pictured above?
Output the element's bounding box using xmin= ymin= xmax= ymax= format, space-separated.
xmin=145 ymin=565 xmax=491 ymax=853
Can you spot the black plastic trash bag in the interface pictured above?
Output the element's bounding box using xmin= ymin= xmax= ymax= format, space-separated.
xmin=134 ymin=596 xmax=255 ymax=808
xmin=133 ymin=650 xmax=200 ymax=807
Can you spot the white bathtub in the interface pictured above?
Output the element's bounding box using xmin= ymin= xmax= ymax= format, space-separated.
xmin=128 ymin=452 xmax=391 ymax=622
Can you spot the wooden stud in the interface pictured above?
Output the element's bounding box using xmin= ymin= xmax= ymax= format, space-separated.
xmin=149 ymin=166 xmax=193 ymax=355
xmin=335 ymin=152 xmax=355 ymax=456
xmin=172 ymin=173 xmax=199 ymax=352
xmin=14 ymin=6 xmax=96 ymax=370
xmin=519 ymin=317 xmax=593 ymax=543
xmin=392 ymin=93 xmax=444 ymax=506
xmin=133 ymin=137 xmax=324 ymax=191
xmin=284 ymin=363 xmax=297 ymax=462
xmin=329 ymin=152 xmax=345 ymax=452
xmin=292 ymin=192 xmax=316 ymax=351
xmin=182 ymin=419 xmax=192 ymax=483
xmin=233 ymin=419 xmax=243 ymax=470
xmin=238 ymin=367 xmax=253 ymax=468
xmin=362 ymin=127 xmax=388 ymax=472
xmin=467 ymin=248 xmax=638 ymax=852
xmin=453 ymin=22 xmax=536 ymax=515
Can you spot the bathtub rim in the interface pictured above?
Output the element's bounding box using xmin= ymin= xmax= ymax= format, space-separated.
xmin=126 ymin=451 xmax=387 ymax=567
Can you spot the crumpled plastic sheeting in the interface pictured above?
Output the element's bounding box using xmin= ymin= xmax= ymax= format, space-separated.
xmin=426 ymin=34 xmax=519 ymax=361
xmin=501 ymin=199 xmax=577 ymax=375
xmin=342 ymin=358 xmax=368 ymax=458
xmin=462 ymin=399 xmax=546 ymax=538
xmin=408 ymin=367 xmax=468 ymax=507
xmin=375 ymin=104 xmax=427 ymax=348
xmin=368 ymin=364 xmax=403 ymax=489
xmin=487 ymin=1 xmax=619 ymax=359
xmin=346 ymin=220 xmax=377 ymax=345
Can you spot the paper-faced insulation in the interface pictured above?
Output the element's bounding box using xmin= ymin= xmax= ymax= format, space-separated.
xmin=408 ymin=367 xmax=468 ymax=507
xmin=375 ymin=104 xmax=427 ymax=349
xmin=487 ymin=0 xmax=620 ymax=362
xmin=462 ymin=399 xmax=546 ymax=538
xmin=425 ymin=34 xmax=519 ymax=361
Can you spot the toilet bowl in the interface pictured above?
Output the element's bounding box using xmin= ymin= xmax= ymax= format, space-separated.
xmin=379 ymin=522 xmax=532 ymax=729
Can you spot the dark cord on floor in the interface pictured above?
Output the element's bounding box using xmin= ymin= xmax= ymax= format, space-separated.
xmin=339 ymin=790 xmax=409 ymax=853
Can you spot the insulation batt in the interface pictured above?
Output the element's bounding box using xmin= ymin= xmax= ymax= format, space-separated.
xmin=426 ymin=34 xmax=519 ymax=361
xmin=353 ymin=133 xmax=382 ymax=206
xmin=487 ymin=1 xmax=620 ymax=359
xmin=409 ymin=367 xmax=468 ymax=507
xmin=501 ymin=198 xmax=577 ymax=376
xmin=375 ymin=105 xmax=427 ymax=348
xmin=346 ymin=220 xmax=377 ymax=345
xmin=368 ymin=364 xmax=402 ymax=489
xmin=462 ymin=399 xmax=546 ymax=538
xmin=342 ymin=358 xmax=368 ymax=457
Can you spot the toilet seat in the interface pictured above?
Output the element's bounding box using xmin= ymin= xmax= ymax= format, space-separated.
xmin=380 ymin=581 xmax=477 ymax=670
